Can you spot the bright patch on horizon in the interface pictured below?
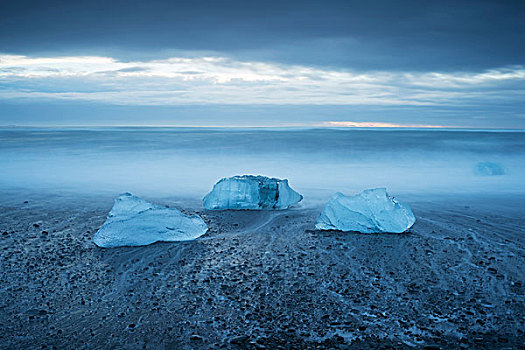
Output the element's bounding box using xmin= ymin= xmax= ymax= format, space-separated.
xmin=0 ymin=54 xmax=524 ymax=106
xmin=320 ymin=121 xmax=449 ymax=128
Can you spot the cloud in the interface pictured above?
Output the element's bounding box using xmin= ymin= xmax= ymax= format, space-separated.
xmin=0 ymin=54 xmax=524 ymax=106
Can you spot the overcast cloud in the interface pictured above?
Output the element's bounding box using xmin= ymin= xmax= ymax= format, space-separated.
xmin=1 ymin=55 xmax=523 ymax=109
xmin=0 ymin=0 xmax=524 ymax=127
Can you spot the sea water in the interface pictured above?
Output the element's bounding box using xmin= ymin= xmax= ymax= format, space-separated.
xmin=1 ymin=127 xmax=524 ymax=204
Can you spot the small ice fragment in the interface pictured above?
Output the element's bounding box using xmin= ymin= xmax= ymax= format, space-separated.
xmin=203 ymin=175 xmax=303 ymax=210
xmin=474 ymin=162 xmax=505 ymax=176
xmin=315 ymin=188 xmax=415 ymax=233
xmin=93 ymin=193 xmax=208 ymax=248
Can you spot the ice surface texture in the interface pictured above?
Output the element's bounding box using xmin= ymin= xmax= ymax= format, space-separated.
xmin=474 ymin=162 xmax=505 ymax=176
xmin=203 ymin=175 xmax=303 ymax=210
xmin=315 ymin=188 xmax=415 ymax=233
xmin=94 ymin=193 xmax=208 ymax=248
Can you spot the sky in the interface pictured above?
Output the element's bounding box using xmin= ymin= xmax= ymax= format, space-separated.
xmin=0 ymin=0 xmax=524 ymax=128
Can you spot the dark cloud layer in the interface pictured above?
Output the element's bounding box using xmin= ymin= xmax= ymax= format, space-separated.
xmin=1 ymin=0 xmax=524 ymax=70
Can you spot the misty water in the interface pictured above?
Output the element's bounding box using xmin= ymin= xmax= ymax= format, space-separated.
xmin=1 ymin=127 xmax=524 ymax=205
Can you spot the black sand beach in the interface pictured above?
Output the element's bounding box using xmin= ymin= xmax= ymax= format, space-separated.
xmin=0 ymin=192 xmax=523 ymax=349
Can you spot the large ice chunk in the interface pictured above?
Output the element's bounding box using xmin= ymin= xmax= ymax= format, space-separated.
xmin=315 ymin=188 xmax=415 ymax=233
xmin=94 ymin=193 xmax=208 ymax=248
xmin=203 ymin=175 xmax=303 ymax=210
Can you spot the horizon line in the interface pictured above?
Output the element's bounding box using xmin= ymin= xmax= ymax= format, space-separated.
xmin=1 ymin=124 xmax=525 ymax=132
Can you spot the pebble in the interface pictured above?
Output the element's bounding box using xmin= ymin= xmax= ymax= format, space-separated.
xmin=230 ymin=335 xmax=250 ymax=344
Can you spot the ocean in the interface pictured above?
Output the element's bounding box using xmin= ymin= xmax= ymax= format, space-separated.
xmin=1 ymin=127 xmax=524 ymax=203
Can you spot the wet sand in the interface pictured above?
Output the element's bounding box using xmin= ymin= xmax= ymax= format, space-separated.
xmin=0 ymin=193 xmax=524 ymax=349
